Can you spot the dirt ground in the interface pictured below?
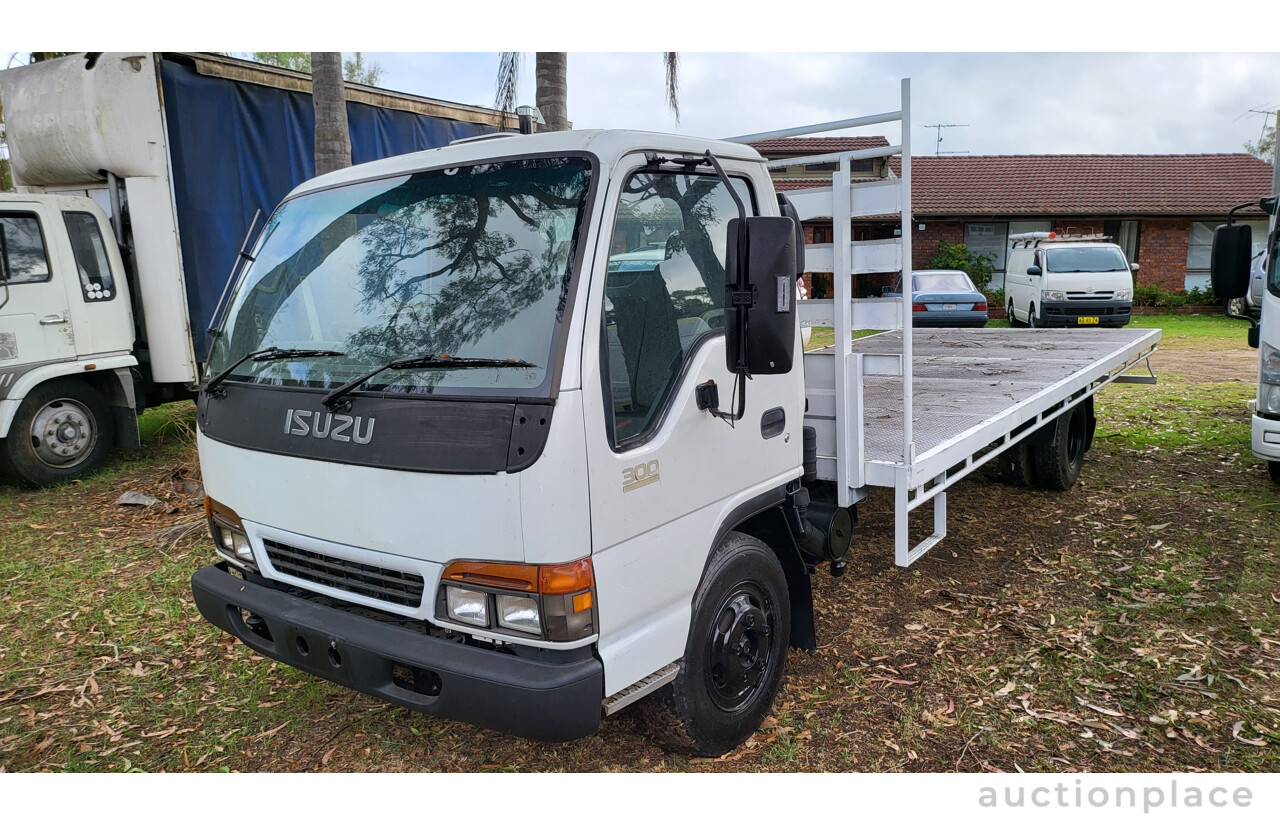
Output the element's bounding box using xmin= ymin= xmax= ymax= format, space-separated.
xmin=1 ymin=325 xmax=1277 ymax=773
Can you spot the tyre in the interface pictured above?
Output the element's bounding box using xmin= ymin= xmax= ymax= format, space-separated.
xmin=1028 ymin=303 xmax=1041 ymax=329
xmin=1033 ymin=403 xmax=1087 ymax=490
xmin=1225 ymin=297 xmax=1247 ymax=317
xmin=0 ymin=379 xmax=114 ymax=487
xmin=1007 ymin=299 xmax=1023 ymax=327
xmin=995 ymin=440 xmax=1037 ymax=487
xmin=640 ymin=532 xmax=790 ymax=757
xmin=1269 ymin=461 xmax=1280 ymax=484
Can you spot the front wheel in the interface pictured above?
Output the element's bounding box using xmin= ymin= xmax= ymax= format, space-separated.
xmin=640 ymin=532 xmax=790 ymax=757
xmin=1028 ymin=303 xmax=1042 ymax=328
xmin=0 ymin=379 xmax=114 ymax=487
xmin=1225 ymin=297 xmax=1248 ymax=317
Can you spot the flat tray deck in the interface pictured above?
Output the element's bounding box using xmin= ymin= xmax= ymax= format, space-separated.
xmin=821 ymin=327 xmax=1160 ymax=487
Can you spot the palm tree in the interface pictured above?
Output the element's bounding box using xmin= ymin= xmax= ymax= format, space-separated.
xmin=311 ymin=52 xmax=351 ymax=176
xmin=496 ymin=52 xmax=680 ymax=132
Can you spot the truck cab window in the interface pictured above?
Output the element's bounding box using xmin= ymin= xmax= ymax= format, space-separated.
xmin=603 ymin=170 xmax=754 ymax=446
xmin=0 ymin=214 xmax=51 ymax=284
xmin=62 ymin=212 xmax=116 ymax=301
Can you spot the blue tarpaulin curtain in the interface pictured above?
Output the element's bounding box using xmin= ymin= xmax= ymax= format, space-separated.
xmin=158 ymin=56 xmax=494 ymax=362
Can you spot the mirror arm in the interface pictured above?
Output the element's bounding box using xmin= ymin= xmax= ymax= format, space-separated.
xmin=0 ymin=224 xmax=10 ymax=311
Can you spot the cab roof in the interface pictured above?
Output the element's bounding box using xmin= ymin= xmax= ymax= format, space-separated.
xmin=286 ymin=129 xmax=766 ymax=202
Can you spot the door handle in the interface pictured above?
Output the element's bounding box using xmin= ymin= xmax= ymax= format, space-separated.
xmin=39 ymin=315 xmax=69 ymax=325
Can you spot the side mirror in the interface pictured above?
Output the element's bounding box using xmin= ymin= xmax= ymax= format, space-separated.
xmin=1130 ymin=263 xmax=1140 ymax=272
xmin=1027 ymin=265 xmax=1042 ymax=276
xmin=1211 ymin=223 xmax=1252 ymax=299
xmin=724 ymin=216 xmax=798 ymax=376
xmin=776 ymin=194 xmax=806 ymax=275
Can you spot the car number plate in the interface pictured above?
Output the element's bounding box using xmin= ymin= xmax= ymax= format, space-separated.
xmin=943 ymin=303 xmax=957 ymax=310
xmin=1077 ymin=316 xmax=1099 ymax=325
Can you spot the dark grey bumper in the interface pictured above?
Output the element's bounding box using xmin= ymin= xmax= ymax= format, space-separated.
xmin=1041 ymin=300 xmax=1132 ymax=327
xmin=191 ymin=564 xmax=603 ymax=742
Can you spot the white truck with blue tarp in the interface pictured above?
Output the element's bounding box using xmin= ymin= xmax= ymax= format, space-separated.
xmin=0 ymin=52 xmax=503 ymax=485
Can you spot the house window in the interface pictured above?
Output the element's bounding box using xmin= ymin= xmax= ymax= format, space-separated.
xmin=1187 ymin=220 xmax=1267 ymax=291
xmin=964 ymin=222 xmax=1008 ymax=271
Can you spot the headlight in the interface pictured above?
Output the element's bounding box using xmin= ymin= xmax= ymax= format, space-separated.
xmin=496 ymin=594 xmax=541 ymax=634
xmin=438 ymin=558 xmax=596 ymax=642
xmin=1043 ymin=290 xmax=1066 ymax=302
xmin=445 ymin=587 xmax=490 ymax=627
xmin=206 ymin=497 xmax=256 ymax=568
xmin=1114 ymin=289 xmax=1132 ymax=300
xmin=1261 ymin=342 xmax=1280 ymax=386
xmin=1259 ymin=383 xmax=1280 ymax=416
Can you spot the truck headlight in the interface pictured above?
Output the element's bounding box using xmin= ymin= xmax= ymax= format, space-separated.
xmin=1260 ymin=343 xmax=1280 ymax=415
xmin=438 ymin=558 xmax=596 ymax=642
xmin=1043 ymin=290 xmax=1066 ymax=302
xmin=1114 ymin=289 xmax=1132 ymax=301
xmin=205 ymin=497 xmax=256 ymax=569
xmin=445 ymin=587 xmax=490 ymax=627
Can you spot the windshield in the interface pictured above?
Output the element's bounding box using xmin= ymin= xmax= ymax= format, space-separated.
xmin=1045 ymin=247 xmax=1128 ymax=273
xmin=913 ymin=271 xmax=975 ymax=293
xmin=207 ymin=157 xmax=593 ymax=397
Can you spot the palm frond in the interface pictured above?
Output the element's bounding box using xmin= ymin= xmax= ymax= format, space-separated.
xmin=664 ymin=52 xmax=680 ymax=123
xmin=495 ymin=52 xmax=522 ymax=114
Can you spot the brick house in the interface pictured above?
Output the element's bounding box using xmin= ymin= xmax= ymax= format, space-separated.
xmin=753 ymin=139 xmax=1274 ymax=298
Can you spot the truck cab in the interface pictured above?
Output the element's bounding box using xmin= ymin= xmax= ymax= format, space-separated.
xmin=0 ymin=193 xmax=139 ymax=483
xmin=191 ymin=129 xmax=807 ymax=753
xmin=1006 ymin=233 xmax=1135 ymax=327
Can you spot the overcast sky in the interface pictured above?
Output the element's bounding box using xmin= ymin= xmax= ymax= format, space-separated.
xmin=364 ymin=52 xmax=1280 ymax=158
xmin=9 ymin=3 xmax=1280 ymax=158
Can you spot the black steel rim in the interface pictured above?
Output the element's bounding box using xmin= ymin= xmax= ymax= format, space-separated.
xmin=704 ymin=582 xmax=774 ymax=713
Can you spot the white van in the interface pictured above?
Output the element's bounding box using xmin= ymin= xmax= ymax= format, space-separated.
xmin=1005 ymin=233 xmax=1136 ymax=328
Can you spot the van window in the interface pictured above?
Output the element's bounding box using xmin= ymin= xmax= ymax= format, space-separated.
xmin=1045 ymin=247 xmax=1128 ymax=273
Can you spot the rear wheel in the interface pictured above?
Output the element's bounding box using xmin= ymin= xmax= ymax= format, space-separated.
xmin=1225 ymin=296 xmax=1248 ymax=317
xmin=0 ymin=379 xmax=114 ymax=487
xmin=995 ymin=440 xmax=1038 ymax=487
xmin=1007 ymin=299 xmax=1023 ymax=327
xmin=640 ymin=532 xmax=790 ymax=757
xmin=1034 ymin=403 xmax=1087 ymax=490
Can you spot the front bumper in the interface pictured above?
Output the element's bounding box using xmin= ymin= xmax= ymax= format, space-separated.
xmin=1254 ymin=413 xmax=1280 ymax=461
xmin=1040 ymin=300 xmax=1132 ymax=327
xmin=191 ymin=564 xmax=604 ymax=742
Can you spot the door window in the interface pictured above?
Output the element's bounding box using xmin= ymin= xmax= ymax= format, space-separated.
xmin=0 ymin=213 xmax=51 ymax=284
xmin=62 ymin=212 xmax=117 ymax=301
xmin=602 ymin=170 xmax=754 ymax=447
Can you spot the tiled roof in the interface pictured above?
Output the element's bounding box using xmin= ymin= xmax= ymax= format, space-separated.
xmin=769 ymin=153 xmax=1274 ymax=217
xmin=750 ymin=136 xmax=890 ymax=155
xmin=909 ymin=154 xmax=1273 ymax=216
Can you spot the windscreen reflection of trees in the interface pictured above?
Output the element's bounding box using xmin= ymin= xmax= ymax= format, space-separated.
xmin=222 ymin=159 xmax=590 ymax=391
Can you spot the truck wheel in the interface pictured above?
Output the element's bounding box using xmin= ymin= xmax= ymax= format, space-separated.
xmin=1028 ymin=303 xmax=1041 ymax=328
xmin=640 ymin=532 xmax=790 ymax=757
xmin=1269 ymin=461 xmax=1280 ymax=484
xmin=1033 ymin=404 xmax=1087 ymax=491
xmin=0 ymin=379 xmax=115 ymax=487
xmin=995 ymin=440 xmax=1037 ymax=487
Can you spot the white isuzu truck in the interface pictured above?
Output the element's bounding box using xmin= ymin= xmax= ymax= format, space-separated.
xmin=1212 ymin=158 xmax=1280 ymax=483
xmin=0 ymin=52 xmax=501 ymax=485
xmin=189 ymin=81 xmax=1162 ymax=755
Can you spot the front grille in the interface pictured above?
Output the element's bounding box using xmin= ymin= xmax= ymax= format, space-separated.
xmin=1066 ymin=291 xmax=1114 ymax=300
xmin=263 ymin=538 xmax=425 ymax=608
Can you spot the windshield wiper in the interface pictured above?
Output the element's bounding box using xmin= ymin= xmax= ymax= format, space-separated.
xmin=321 ymin=354 xmax=537 ymax=410
xmin=204 ymin=347 xmax=346 ymax=397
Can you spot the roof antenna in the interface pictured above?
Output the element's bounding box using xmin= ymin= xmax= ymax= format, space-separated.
xmin=921 ymin=123 xmax=969 ymax=156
